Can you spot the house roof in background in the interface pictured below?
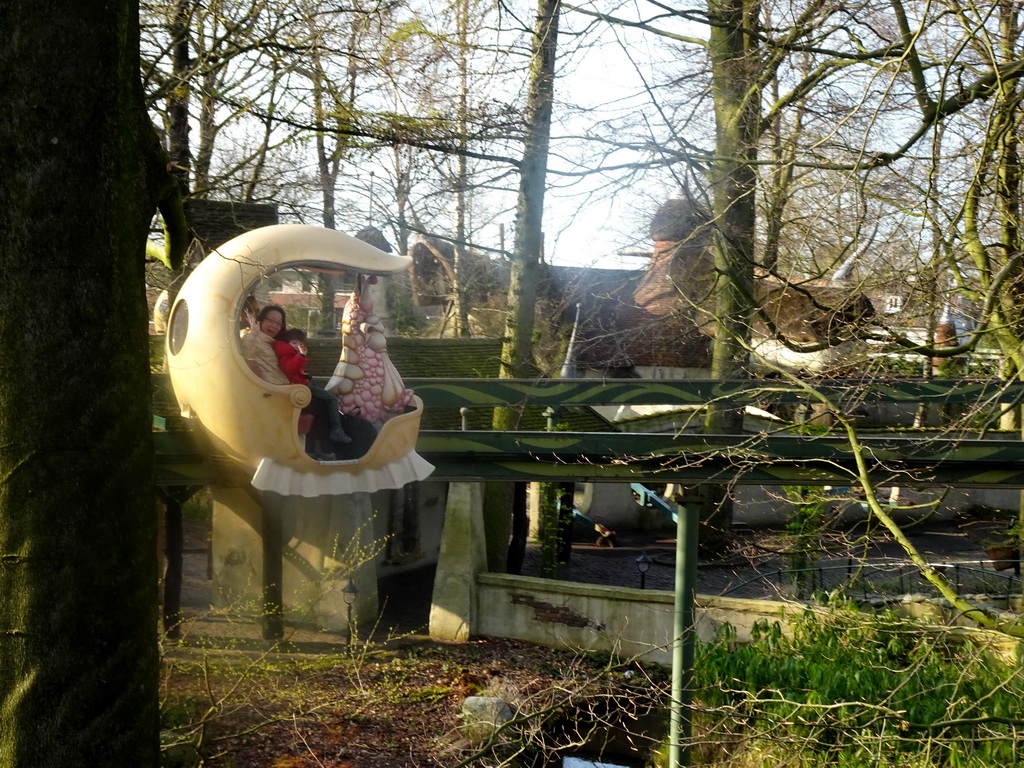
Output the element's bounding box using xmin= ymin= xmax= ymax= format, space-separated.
xmin=184 ymin=199 xmax=279 ymax=253
xmin=543 ymin=263 xmax=712 ymax=371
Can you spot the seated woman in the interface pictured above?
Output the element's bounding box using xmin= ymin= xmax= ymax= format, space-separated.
xmin=241 ymin=304 xmax=376 ymax=462
xmin=241 ymin=305 xmax=342 ymax=461
xmin=240 ymin=305 xmax=290 ymax=385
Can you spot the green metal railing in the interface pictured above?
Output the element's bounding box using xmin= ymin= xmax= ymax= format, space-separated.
xmin=153 ymin=375 xmax=1024 ymax=488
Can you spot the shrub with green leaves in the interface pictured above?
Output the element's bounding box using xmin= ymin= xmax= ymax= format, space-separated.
xmin=694 ymin=601 xmax=1024 ymax=766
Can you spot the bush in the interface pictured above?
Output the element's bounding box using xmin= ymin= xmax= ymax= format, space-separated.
xmin=693 ymin=601 xmax=1024 ymax=766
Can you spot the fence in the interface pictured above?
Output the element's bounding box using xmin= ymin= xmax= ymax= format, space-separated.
xmin=722 ymin=559 xmax=1022 ymax=600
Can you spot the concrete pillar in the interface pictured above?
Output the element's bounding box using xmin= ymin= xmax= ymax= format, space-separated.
xmin=211 ymin=487 xmax=379 ymax=633
xmin=212 ymin=486 xmax=262 ymax=611
xmin=526 ymin=482 xmax=542 ymax=539
xmin=430 ymin=482 xmax=487 ymax=641
xmin=280 ymin=492 xmax=379 ymax=632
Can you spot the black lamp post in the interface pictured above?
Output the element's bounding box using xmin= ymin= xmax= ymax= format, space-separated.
xmin=635 ymin=551 xmax=653 ymax=590
xmin=342 ymin=580 xmax=359 ymax=646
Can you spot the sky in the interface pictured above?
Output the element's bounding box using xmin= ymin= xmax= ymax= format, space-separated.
xmin=522 ymin=4 xmax=705 ymax=271
xmin=155 ymin=0 xmax=701 ymax=273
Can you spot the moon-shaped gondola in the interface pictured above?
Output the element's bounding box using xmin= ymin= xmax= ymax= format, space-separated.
xmin=165 ymin=224 xmax=432 ymax=496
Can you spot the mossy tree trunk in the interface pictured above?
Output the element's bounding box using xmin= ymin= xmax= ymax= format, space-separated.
xmin=494 ymin=0 xmax=560 ymax=405
xmin=700 ymin=0 xmax=761 ymax=535
xmin=0 ymin=3 xmax=162 ymax=766
xmin=491 ymin=0 xmax=560 ymax=570
xmin=960 ymin=1 xmax=1024 ymax=598
xmin=704 ymin=0 xmax=759 ymax=410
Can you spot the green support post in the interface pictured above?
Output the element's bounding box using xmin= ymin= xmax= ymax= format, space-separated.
xmin=670 ymin=501 xmax=698 ymax=767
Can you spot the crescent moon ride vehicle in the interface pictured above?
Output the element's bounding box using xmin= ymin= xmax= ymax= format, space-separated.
xmin=165 ymin=224 xmax=433 ymax=497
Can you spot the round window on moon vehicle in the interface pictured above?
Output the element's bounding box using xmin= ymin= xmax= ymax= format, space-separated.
xmin=168 ymin=299 xmax=189 ymax=356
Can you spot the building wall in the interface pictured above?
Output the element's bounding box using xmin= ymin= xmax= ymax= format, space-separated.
xmin=538 ymin=481 xmax=1019 ymax=534
xmin=571 ymin=482 xmax=676 ymax=533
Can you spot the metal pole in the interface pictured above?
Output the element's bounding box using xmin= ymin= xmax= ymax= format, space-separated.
xmin=347 ymin=602 xmax=354 ymax=647
xmin=669 ymin=502 xmax=697 ymax=767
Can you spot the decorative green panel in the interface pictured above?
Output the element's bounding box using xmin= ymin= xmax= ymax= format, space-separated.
xmin=151 ymin=376 xmax=1024 ymax=488
xmin=153 ymin=373 xmax=1024 ymax=406
xmin=414 ymin=430 xmax=1024 ymax=463
xmin=404 ymin=377 xmax=1024 ymax=406
xmin=152 ymin=425 xmax=1024 ymax=488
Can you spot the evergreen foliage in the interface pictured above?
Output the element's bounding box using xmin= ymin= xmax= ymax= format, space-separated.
xmin=695 ymin=602 xmax=1024 ymax=766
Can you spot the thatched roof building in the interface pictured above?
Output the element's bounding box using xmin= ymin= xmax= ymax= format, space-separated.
xmin=545 ymin=191 xmax=875 ymax=376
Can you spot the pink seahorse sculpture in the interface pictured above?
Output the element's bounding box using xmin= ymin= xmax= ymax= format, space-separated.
xmin=325 ymin=277 xmax=414 ymax=427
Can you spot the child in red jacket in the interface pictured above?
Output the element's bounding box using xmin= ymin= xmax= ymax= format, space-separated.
xmin=274 ymin=328 xmax=351 ymax=448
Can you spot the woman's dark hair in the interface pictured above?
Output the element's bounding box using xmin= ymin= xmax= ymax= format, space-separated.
xmin=256 ymin=305 xmax=287 ymax=340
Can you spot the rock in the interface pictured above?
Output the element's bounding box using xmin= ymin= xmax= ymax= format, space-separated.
xmin=460 ymin=696 xmax=515 ymax=743
xmin=161 ymin=738 xmax=201 ymax=768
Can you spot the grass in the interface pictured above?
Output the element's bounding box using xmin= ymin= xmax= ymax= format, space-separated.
xmin=160 ymin=635 xmax=660 ymax=767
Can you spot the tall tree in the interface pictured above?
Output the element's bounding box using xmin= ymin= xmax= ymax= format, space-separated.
xmin=704 ymin=0 xmax=759 ymax=405
xmin=0 ymin=2 xmax=166 ymax=765
xmin=142 ymin=0 xmax=310 ymax=202
xmin=496 ymin=0 xmax=561 ymax=402
xmin=452 ymin=0 xmax=474 ymax=337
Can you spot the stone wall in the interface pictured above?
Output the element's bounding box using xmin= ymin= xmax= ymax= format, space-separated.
xmin=467 ymin=574 xmax=1021 ymax=666
xmin=430 ymin=482 xmax=801 ymax=664
xmin=472 ymin=572 xmax=800 ymax=666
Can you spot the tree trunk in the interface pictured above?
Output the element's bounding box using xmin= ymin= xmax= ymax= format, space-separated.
xmin=701 ymin=0 xmax=760 ymax=535
xmin=494 ymin=0 xmax=560 ymax=429
xmin=453 ymin=0 xmax=473 ymax=338
xmin=0 ymin=3 xmax=161 ymax=765
xmin=168 ymin=0 xmax=193 ymax=193
xmin=194 ymin=67 xmax=218 ymax=196
xmin=491 ymin=0 xmax=560 ymax=571
xmin=705 ymin=0 xmax=760 ymax=402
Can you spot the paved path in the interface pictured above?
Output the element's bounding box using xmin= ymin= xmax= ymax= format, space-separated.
xmin=518 ymin=521 xmax=1016 ymax=599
